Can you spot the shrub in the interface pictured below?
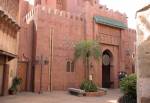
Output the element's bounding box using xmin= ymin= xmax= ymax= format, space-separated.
xmin=120 ymin=74 xmax=136 ymax=96
xmin=118 ymin=74 xmax=137 ymax=103
xmin=9 ymin=77 xmax=22 ymax=94
xmin=80 ymin=80 xmax=98 ymax=92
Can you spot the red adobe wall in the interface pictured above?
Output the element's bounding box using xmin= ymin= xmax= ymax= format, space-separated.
xmin=31 ymin=6 xmax=86 ymax=92
xmin=18 ymin=0 xmax=34 ymax=61
xmin=18 ymin=0 xmax=136 ymax=92
xmin=18 ymin=0 xmax=36 ymax=91
xmin=122 ymin=29 xmax=136 ymax=74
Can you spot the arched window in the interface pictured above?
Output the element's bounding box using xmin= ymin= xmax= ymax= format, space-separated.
xmin=66 ymin=61 xmax=71 ymax=72
xmin=71 ymin=62 xmax=74 ymax=72
xmin=66 ymin=60 xmax=74 ymax=72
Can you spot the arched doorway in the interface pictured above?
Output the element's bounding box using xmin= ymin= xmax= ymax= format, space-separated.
xmin=102 ymin=50 xmax=113 ymax=88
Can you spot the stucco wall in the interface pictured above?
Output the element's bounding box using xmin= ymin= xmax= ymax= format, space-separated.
xmin=0 ymin=0 xmax=19 ymax=95
xmin=136 ymin=5 xmax=150 ymax=103
xmin=32 ymin=6 xmax=85 ymax=91
xmin=18 ymin=0 xmax=136 ymax=92
xmin=0 ymin=0 xmax=19 ymax=21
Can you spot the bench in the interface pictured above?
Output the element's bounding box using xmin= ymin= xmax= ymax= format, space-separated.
xmin=98 ymin=88 xmax=108 ymax=93
xmin=68 ymin=88 xmax=86 ymax=96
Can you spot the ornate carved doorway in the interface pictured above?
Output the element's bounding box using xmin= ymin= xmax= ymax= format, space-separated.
xmin=102 ymin=50 xmax=113 ymax=88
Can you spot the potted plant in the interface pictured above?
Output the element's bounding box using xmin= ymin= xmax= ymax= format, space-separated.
xmin=9 ymin=77 xmax=22 ymax=95
xmin=80 ymin=80 xmax=106 ymax=96
xmin=80 ymin=80 xmax=98 ymax=92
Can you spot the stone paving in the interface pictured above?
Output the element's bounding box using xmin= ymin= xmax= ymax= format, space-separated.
xmin=0 ymin=89 xmax=122 ymax=103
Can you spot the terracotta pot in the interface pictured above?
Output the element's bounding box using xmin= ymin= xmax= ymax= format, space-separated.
xmin=9 ymin=90 xmax=16 ymax=95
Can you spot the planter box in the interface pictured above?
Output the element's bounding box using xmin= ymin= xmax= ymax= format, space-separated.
xmin=85 ymin=91 xmax=106 ymax=97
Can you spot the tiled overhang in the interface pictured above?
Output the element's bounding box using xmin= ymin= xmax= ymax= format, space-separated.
xmin=0 ymin=7 xmax=20 ymax=32
xmin=94 ymin=16 xmax=127 ymax=29
xmin=0 ymin=50 xmax=17 ymax=61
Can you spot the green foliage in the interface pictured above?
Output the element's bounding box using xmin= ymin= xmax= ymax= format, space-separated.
xmin=74 ymin=40 xmax=101 ymax=79
xmin=119 ymin=74 xmax=137 ymax=103
xmin=80 ymin=80 xmax=98 ymax=92
xmin=74 ymin=40 xmax=101 ymax=60
xmin=120 ymin=74 xmax=137 ymax=96
xmin=9 ymin=77 xmax=22 ymax=92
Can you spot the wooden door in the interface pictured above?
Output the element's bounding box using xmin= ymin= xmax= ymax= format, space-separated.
xmin=0 ymin=65 xmax=3 ymax=95
xmin=102 ymin=53 xmax=111 ymax=88
xmin=102 ymin=65 xmax=110 ymax=88
xmin=17 ymin=63 xmax=28 ymax=91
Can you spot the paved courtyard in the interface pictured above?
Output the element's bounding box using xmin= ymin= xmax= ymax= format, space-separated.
xmin=0 ymin=89 xmax=122 ymax=103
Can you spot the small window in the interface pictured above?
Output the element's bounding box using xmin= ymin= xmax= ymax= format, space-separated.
xmin=66 ymin=61 xmax=74 ymax=72
xmin=66 ymin=61 xmax=71 ymax=72
xmin=71 ymin=62 xmax=74 ymax=72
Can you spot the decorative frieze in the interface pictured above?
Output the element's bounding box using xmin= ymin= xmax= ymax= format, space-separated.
xmin=96 ymin=34 xmax=120 ymax=46
xmin=96 ymin=24 xmax=120 ymax=45
xmin=0 ymin=9 xmax=20 ymax=38
xmin=0 ymin=0 xmax=19 ymax=21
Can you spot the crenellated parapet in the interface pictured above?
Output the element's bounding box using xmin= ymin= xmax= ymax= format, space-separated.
xmin=127 ymin=28 xmax=136 ymax=33
xmin=46 ymin=8 xmax=83 ymax=22
xmin=25 ymin=5 xmax=84 ymax=24
xmin=25 ymin=7 xmax=36 ymax=23
xmin=98 ymin=5 xmax=128 ymax=25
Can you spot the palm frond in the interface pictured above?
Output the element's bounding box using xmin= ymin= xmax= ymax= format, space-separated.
xmin=74 ymin=40 xmax=101 ymax=60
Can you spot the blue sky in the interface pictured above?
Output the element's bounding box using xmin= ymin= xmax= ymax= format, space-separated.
xmin=27 ymin=0 xmax=150 ymax=29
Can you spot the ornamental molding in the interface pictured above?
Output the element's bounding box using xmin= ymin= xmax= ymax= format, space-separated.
xmin=0 ymin=8 xmax=20 ymax=33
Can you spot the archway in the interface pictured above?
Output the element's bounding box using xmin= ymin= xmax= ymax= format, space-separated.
xmin=102 ymin=50 xmax=113 ymax=88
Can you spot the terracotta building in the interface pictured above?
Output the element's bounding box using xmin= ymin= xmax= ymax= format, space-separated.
xmin=18 ymin=0 xmax=136 ymax=93
xmin=0 ymin=0 xmax=20 ymax=96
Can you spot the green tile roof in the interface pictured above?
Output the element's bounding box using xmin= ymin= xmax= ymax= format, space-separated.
xmin=94 ymin=16 xmax=127 ymax=29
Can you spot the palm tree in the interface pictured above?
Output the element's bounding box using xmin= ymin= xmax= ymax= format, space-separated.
xmin=74 ymin=40 xmax=101 ymax=80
